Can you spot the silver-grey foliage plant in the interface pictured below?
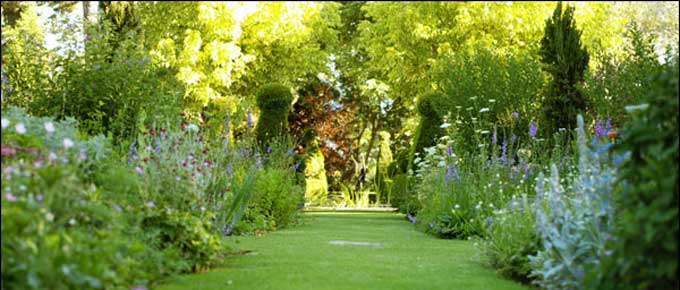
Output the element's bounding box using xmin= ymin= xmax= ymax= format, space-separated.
xmin=529 ymin=114 xmax=617 ymax=289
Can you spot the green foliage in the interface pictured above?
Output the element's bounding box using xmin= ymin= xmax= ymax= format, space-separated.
xmin=1 ymin=109 xmax=147 ymax=289
xmin=408 ymin=92 xmax=446 ymax=173
xmin=434 ymin=48 xmax=546 ymax=153
xmin=583 ymin=21 xmax=665 ymax=124
xmin=255 ymin=83 xmax=293 ymax=147
xmin=237 ymin=167 xmax=302 ymax=234
xmin=587 ymin=58 xmax=678 ymax=290
xmin=539 ymin=2 xmax=590 ymax=133
xmin=478 ymin=197 xmax=539 ymax=284
xmin=302 ymin=136 xmax=329 ymax=205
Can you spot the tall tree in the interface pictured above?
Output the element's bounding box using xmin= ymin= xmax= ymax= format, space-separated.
xmin=539 ymin=2 xmax=590 ymax=133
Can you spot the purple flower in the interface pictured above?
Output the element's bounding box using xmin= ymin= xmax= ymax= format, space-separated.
xmin=125 ymin=60 xmax=130 ymax=65
xmin=94 ymin=64 xmax=101 ymax=70
xmin=491 ymin=130 xmax=497 ymax=145
xmin=447 ymin=145 xmax=453 ymax=156
xmin=512 ymin=111 xmax=519 ymax=121
xmin=445 ymin=163 xmax=459 ymax=184
xmin=256 ymin=156 xmax=262 ymax=168
xmin=6 ymin=192 xmax=17 ymax=202
xmin=266 ymin=146 xmax=271 ymax=154
xmin=247 ymin=111 xmax=253 ymax=128
xmin=500 ymin=140 xmax=507 ymax=164
xmin=137 ymin=59 xmax=144 ymax=65
xmin=135 ymin=166 xmax=144 ymax=175
xmin=605 ymin=118 xmax=611 ymax=132
xmin=595 ymin=120 xmax=606 ymax=136
xmin=79 ymin=148 xmax=87 ymax=161
xmin=146 ymin=201 xmax=155 ymax=208
xmin=529 ymin=122 xmax=538 ymax=138
xmin=3 ymin=166 xmax=14 ymax=174
xmin=114 ymin=204 xmax=122 ymax=212
xmin=511 ymin=134 xmax=517 ymax=143
xmin=406 ymin=213 xmax=417 ymax=224
xmin=36 ymin=194 xmax=44 ymax=202
xmin=33 ymin=160 xmax=43 ymax=168
xmin=131 ymin=286 xmax=148 ymax=290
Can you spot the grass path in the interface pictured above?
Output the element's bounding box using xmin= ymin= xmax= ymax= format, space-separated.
xmin=158 ymin=211 xmax=529 ymax=290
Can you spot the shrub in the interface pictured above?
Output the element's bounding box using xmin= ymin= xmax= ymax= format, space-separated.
xmin=407 ymin=92 xmax=446 ymax=173
xmin=300 ymin=135 xmax=329 ymax=205
xmin=478 ymin=194 xmax=539 ymax=283
xmin=255 ymin=83 xmax=294 ymax=147
xmin=434 ymin=47 xmax=546 ymax=154
xmin=586 ymin=58 xmax=678 ymax=290
xmin=1 ymin=108 xmax=147 ymax=289
xmin=539 ymin=2 xmax=590 ymax=134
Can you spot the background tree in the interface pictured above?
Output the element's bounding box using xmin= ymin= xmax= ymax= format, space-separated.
xmin=539 ymin=2 xmax=590 ymax=133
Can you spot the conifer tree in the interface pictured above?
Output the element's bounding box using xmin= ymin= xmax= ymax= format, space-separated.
xmin=539 ymin=2 xmax=590 ymax=133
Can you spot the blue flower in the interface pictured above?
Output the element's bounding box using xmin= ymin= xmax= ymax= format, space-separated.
xmin=529 ymin=122 xmax=538 ymax=138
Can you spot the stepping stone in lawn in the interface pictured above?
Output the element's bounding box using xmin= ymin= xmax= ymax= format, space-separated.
xmin=329 ymin=240 xmax=384 ymax=246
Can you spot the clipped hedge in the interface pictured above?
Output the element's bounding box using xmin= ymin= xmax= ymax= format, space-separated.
xmin=255 ymin=83 xmax=294 ymax=147
xmin=407 ymin=92 xmax=447 ymax=173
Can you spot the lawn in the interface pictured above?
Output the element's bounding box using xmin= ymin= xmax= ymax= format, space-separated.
xmin=157 ymin=211 xmax=530 ymax=290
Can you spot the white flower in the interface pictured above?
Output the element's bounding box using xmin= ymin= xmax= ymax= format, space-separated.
xmin=437 ymin=161 xmax=446 ymax=167
xmin=414 ymin=157 xmax=421 ymax=164
xmin=15 ymin=123 xmax=26 ymax=134
xmin=480 ymin=130 xmax=490 ymax=135
xmin=479 ymin=108 xmax=490 ymax=113
xmin=424 ymin=147 xmax=436 ymax=155
xmin=186 ymin=124 xmax=199 ymax=132
xmin=488 ymin=99 xmax=496 ymax=103
xmin=440 ymin=123 xmax=451 ymax=128
xmin=69 ymin=218 xmax=77 ymax=225
xmin=63 ymin=138 xmax=74 ymax=149
xmin=1 ymin=118 xmax=9 ymax=129
xmin=48 ymin=152 xmax=57 ymax=161
xmin=624 ymin=103 xmax=649 ymax=112
xmin=44 ymin=122 xmax=55 ymax=134
xmin=455 ymin=204 xmax=460 ymax=209
xmin=455 ymin=120 xmax=463 ymax=124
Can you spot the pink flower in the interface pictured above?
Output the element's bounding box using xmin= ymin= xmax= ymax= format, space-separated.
xmin=6 ymin=192 xmax=17 ymax=202
xmin=135 ymin=166 xmax=144 ymax=175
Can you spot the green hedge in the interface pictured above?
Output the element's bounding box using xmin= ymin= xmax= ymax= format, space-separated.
xmin=255 ymin=83 xmax=294 ymax=147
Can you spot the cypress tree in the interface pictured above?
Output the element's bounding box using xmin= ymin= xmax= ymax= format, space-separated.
xmin=539 ymin=1 xmax=590 ymax=133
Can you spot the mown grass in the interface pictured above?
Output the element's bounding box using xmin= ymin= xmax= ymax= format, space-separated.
xmin=157 ymin=211 xmax=530 ymax=290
